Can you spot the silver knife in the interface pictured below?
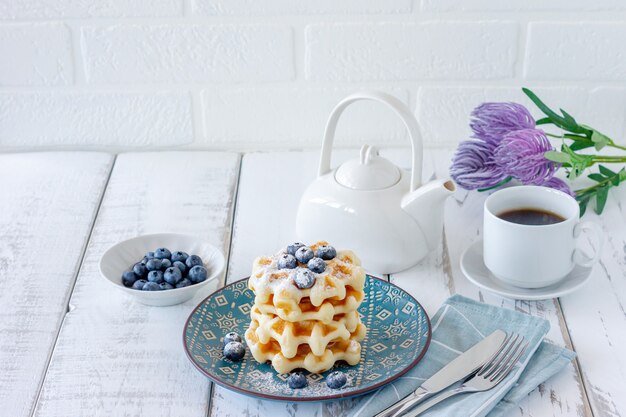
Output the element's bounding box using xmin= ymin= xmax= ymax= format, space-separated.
xmin=374 ymin=329 xmax=507 ymax=417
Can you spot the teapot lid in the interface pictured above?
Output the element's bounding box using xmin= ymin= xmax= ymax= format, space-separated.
xmin=335 ymin=145 xmax=400 ymax=190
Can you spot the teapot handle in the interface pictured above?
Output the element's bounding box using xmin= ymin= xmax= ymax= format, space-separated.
xmin=318 ymin=91 xmax=424 ymax=191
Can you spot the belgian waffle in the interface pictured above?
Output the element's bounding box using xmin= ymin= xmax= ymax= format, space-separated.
xmin=244 ymin=241 xmax=368 ymax=374
xmin=253 ymin=287 xmax=364 ymax=323
xmin=246 ymin=320 xmax=364 ymax=374
xmin=248 ymin=245 xmax=366 ymax=308
xmin=249 ymin=305 xmax=366 ymax=358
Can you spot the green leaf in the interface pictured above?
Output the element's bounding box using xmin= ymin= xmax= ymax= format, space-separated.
xmin=544 ymin=151 xmax=571 ymax=164
xmin=536 ymin=117 xmax=552 ymax=125
xmin=561 ymin=108 xmax=578 ymax=126
xmin=561 ymin=144 xmax=594 ymax=179
xmin=523 ymin=88 xmax=569 ymax=129
xmin=579 ymin=198 xmax=589 ymax=217
xmin=615 ymin=167 xmax=626 ymax=186
xmin=569 ymin=141 xmax=596 ymax=151
xmin=599 ymin=165 xmax=617 ymax=177
xmin=595 ymin=186 xmax=609 ymax=214
xmin=590 ymin=129 xmax=612 ymax=151
xmin=588 ymin=173 xmax=606 ymax=182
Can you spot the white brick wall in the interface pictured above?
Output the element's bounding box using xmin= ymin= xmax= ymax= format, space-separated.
xmin=0 ymin=23 xmax=73 ymax=86
xmin=0 ymin=2 xmax=625 ymax=150
xmin=305 ymin=22 xmax=518 ymax=81
xmin=200 ymin=87 xmax=409 ymax=147
xmin=191 ymin=0 xmax=412 ymax=16
xmin=81 ymin=24 xmax=293 ymax=83
xmin=0 ymin=92 xmax=192 ymax=147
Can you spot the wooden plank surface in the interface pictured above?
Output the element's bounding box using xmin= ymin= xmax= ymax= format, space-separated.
xmin=390 ymin=149 xmax=591 ymax=417
xmin=10 ymin=148 xmax=624 ymax=417
xmin=32 ymin=152 xmax=240 ymax=417
xmin=0 ymin=152 xmax=113 ymax=417
xmin=559 ymin=184 xmax=626 ymax=417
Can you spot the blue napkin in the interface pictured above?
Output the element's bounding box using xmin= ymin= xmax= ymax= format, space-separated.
xmin=347 ymin=295 xmax=575 ymax=417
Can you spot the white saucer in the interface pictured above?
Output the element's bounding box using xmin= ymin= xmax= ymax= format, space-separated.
xmin=460 ymin=240 xmax=593 ymax=300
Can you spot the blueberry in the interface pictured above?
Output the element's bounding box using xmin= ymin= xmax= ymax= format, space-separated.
xmin=287 ymin=242 xmax=305 ymax=256
xmin=188 ymin=265 xmax=208 ymax=283
xmin=122 ymin=271 xmax=138 ymax=287
xmin=171 ymin=251 xmax=189 ymax=263
xmin=173 ymin=261 xmax=187 ymax=275
xmin=307 ymin=257 xmax=326 ymax=273
xmin=326 ymin=371 xmax=347 ymax=389
xmin=288 ymin=372 xmax=307 ymax=389
xmin=133 ymin=262 xmax=147 ymax=278
xmin=277 ymin=253 xmax=297 ymax=269
xmin=147 ymin=270 xmax=164 ymax=284
xmin=160 ymin=258 xmax=172 ymax=270
xmin=154 ymin=247 xmax=171 ymax=260
xmin=159 ymin=282 xmax=174 ymax=290
xmin=223 ymin=341 xmax=245 ymax=361
xmin=293 ymin=268 xmax=316 ymax=289
xmin=145 ymin=251 xmax=155 ymax=259
xmin=164 ymin=267 xmax=183 ymax=285
xmin=132 ymin=279 xmax=147 ymax=290
xmin=142 ymin=281 xmax=161 ymax=291
xmin=145 ymin=258 xmax=162 ymax=271
xmin=295 ymin=246 xmax=314 ymax=264
xmin=224 ymin=332 xmax=242 ymax=345
xmin=186 ymin=254 xmax=203 ymax=269
xmin=316 ymin=245 xmax=337 ymax=260
xmin=176 ymin=278 xmax=192 ymax=288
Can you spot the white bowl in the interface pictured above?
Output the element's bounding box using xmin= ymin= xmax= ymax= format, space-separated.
xmin=99 ymin=233 xmax=225 ymax=306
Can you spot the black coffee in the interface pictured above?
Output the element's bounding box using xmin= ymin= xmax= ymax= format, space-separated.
xmin=497 ymin=208 xmax=565 ymax=225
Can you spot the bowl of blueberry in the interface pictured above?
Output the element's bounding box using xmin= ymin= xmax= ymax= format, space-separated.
xmin=99 ymin=233 xmax=225 ymax=306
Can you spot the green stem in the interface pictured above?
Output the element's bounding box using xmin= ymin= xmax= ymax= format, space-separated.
xmin=590 ymin=156 xmax=626 ymax=162
xmin=545 ymin=132 xmax=626 ymax=151
xmin=575 ymin=176 xmax=615 ymax=197
xmin=477 ymin=176 xmax=513 ymax=192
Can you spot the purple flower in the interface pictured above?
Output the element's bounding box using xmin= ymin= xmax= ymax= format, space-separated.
xmin=450 ymin=139 xmax=506 ymax=190
xmin=542 ymin=177 xmax=575 ymax=197
xmin=471 ymin=102 xmax=535 ymax=145
xmin=494 ymin=129 xmax=558 ymax=185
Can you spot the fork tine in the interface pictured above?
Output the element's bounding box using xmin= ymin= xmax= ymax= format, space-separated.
xmin=477 ymin=332 xmax=513 ymax=376
xmin=474 ymin=331 xmax=510 ymax=377
xmin=490 ymin=339 xmax=528 ymax=383
xmin=487 ymin=336 xmax=525 ymax=379
xmin=480 ymin=333 xmax=519 ymax=377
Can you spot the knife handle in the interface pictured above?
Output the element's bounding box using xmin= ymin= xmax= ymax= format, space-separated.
xmin=402 ymin=386 xmax=465 ymax=417
xmin=373 ymin=387 xmax=430 ymax=417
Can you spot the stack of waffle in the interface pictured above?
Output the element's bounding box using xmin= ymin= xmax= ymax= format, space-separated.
xmin=245 ymin=242 xmax=367 ymax=374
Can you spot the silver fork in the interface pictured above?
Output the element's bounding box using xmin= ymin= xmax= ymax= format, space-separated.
xmin=401 ymin=333 xmax=529 ymax=417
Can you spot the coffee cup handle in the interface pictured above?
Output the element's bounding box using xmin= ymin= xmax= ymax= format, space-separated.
xmin=573 ymin=221 xmax=603 ymax=267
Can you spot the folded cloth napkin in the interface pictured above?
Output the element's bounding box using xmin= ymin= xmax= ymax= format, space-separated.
xmin=347 ymin=295 xmax=575 ymax=417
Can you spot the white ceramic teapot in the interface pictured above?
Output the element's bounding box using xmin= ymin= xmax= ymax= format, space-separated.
xmin=296 ymin=91 xmax=455 ymax=274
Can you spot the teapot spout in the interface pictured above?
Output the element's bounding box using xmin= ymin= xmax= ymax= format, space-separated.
xmin=401 ymin=179 xmax=455 ymax=251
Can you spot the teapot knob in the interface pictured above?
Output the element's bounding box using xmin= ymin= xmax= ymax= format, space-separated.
xmin=359 ymin=145 xmax=379 ymax=165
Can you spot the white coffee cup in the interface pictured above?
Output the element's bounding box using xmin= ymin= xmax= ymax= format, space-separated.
xmin=483 ymin=185 xmax=603 ymax=288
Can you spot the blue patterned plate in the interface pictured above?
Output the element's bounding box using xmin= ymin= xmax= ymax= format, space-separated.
xmin=183 ymin=275 xmax=431 ymax=401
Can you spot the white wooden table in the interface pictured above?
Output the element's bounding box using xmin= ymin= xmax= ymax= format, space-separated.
xmin=1 ymin=149 xmax=624 ymax=417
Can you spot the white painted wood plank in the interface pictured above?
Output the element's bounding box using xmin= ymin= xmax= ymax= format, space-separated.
xmin=33 ymin=152 xmax=240 ymax=417
xmin=0 ymin=152 xmax=113 ymax=417
xmin=559 ymin=184 xmax=626 ymax=417
xmin=392 ymin=149 xmax=591 ymax=417
xmin=211 ymin=149 xmax=416 ymax=417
